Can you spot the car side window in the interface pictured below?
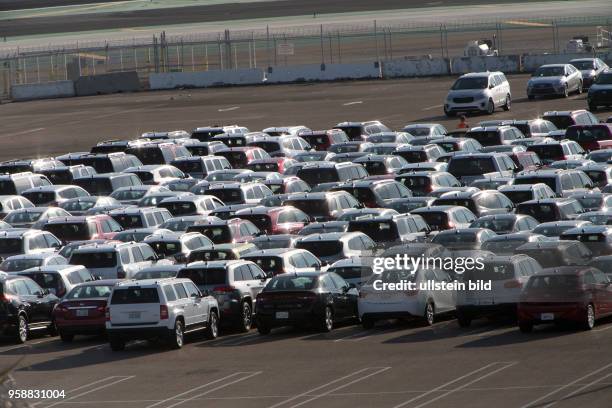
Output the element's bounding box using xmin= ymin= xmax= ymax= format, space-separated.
xmin=131 ymin=247 xmax=145 ymax=262
xmin=67 ymin=271 xmax=83 ymax=285
xmin=184 ymin=281 xmax=201 ymax=297
xmin=12 ymin=279 xmax=31 ymax=296
xmin=24 ymin=279 xmax=43 ymax=295
xmin=321 ymin=275 xmax=337 ymax=290
xmin=583 ymin=272 xmax=596 ymax=285
xmin=173 ymin=283 xmax=188 ymax=299
xmin=140 ymin=245 xmax=157 ymax=261
xmin=330 ymin=273 xmax=348 ymax=290
xmin=249 ymin=264 xmax=267 ymax=280
xmin=119 ymin=249 xmax=131 ymax=264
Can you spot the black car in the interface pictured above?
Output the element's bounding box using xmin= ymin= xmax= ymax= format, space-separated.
xmin=0 ymin=274 xmax=59 ymax=343
xmin=514 ymin=241 xmax=592 ymax=268
xmin=255 ymin=272 xmax=359 ymax=334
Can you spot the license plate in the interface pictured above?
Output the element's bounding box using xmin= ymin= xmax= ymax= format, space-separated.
xmin=128 ymin=312 xmax=141 ymax=319
xmin=275 ymin=311 xmax=289 ymax=319
xmin=76 ymin=309 xmax=89 ymax=317
xmin=541 ymin=313 xmax=554 ymax=321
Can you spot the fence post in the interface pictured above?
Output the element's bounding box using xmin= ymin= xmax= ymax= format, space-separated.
xmin=328 ymin=32 xmax=333 ymax=64
xmin=218 ymin=35 xmax=224 ymax=70
xmin=205 ymin=43 xmax=209 ymax=71
xmin=224 ymin=30 xmax=232 ymax=70
xmin=266 ymin=25 xmax=271 ymax=68
xmin=388 ymin=29 xmax=393 ymax=60
xmin=191 ymin=46 xmax=195 ymax=71
xmin=337 ymin=31 xmax=341 ymax=63
xmin=36 ymin=56 xmax=40 ymax=83
xmin=252 ymin=32 xmax=257 ymax=68
xmin=320 ymin=24 xmax=324 ymax=65
xmin=134 ymin=44 xmax=138 ymax=71
xmin=77 ymin=42 xmax=82 ymax=76
xmin=374 ymin=20 xmax=379 ymax=64
xmin=64 ymin=53 xmax=67 ymax=80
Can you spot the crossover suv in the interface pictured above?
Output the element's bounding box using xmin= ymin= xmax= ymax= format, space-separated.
xmin=294 ymin=231 xmax=375 ymax=265
xmin=527 ymin=64 xmax=583 ymax=99
xmin=569 ymin=58 xmax=608 ymax=88
xmin=17 ymin=264 xmax=95 ymax=298
xmin=106 ymin=278 xmax=219 ymax=350
xmin=444 ymin=71 xmax=511 ymax=116
xmin=587 ymin=69 xmax=612 ymax=111
xmin=4 ymin=207 xmax=70 ymax=228
xmin=542 ymin=110 xmax=599 ymax=130
xmin=0 ymin=229 xmax=62 ymax=259
xmin=176 ymin=260 xmax=268 ymax=331
xmin=42 ymin=215 xmax=123 ymax=243
xmin=242 ymin=248 xmax=323 ymax=277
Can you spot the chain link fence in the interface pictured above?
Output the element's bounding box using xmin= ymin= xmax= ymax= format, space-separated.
xmin=1 ymin=16 xmax=610 ymax=98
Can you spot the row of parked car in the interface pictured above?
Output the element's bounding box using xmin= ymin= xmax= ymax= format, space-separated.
xmin=2 ymin=94 xmax=612 ymax=349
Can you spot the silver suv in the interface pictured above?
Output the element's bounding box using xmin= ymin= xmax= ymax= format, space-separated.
xmin=444 ymin=71 xmax=511 ymax=116
xmin=106 ymin=278 xmax=219 ymax=350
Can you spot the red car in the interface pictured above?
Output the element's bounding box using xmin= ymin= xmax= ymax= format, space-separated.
xmin=247 ymin=158 xmax=297 ymax=174
xmin=298 ymin=129 xmax=349 ymax=151
xmin=518 ymin=267 xmax=612 ymax=332
xmin=53 ymin=279 xmax=122 ymax=342
xmin=216 ymin=147 xmax=270 ymax=168
xmin=186 ymin=217 xmax=261 ymax=244
xmin=234 ymin=205 xmax=310 ymax=234
xmin=566 ymin=124 xmax=612 ymax=152
xmin=41 ymin=215 xmax=123 ymax=243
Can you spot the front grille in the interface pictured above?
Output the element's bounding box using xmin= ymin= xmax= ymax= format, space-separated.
xmin=453 ymin=97 xmax=474 ymax=103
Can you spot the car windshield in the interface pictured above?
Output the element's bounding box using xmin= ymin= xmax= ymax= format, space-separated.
xmin=566 ymin=127 xmax=610 ymax=142
xmin=112 ymin=215 xmax=144 ymax=229
xmin=161 ymin=202 xmax=196 ymax=216
xmin=0 ymin=238 xmax=22 ymax=254
xmin=571 ymin=61 xmax=595 ymax=70
xmin=115 ymin=232 xmax=150 ymax=242
xmin=285 ymin=199 xmax=328 ymax=217
xmin=529 ymin=145 xmax=563 ymax=160
xmin=66 ymin=284 xmax=114 ymax=299
xmin=20 ymin=272 xmax=61 ymax=294
xmin=75 ymin=179 xmax=112 ymax=195
xmin=23 ymin=192 xmax=55 ymax=205
xmin=45 ymin=223 xmax=92 ymax=241
xmin=238 ymin=215 xmax=271 ymax=232
xmin=451 ymin=77 xmax=488 ymax=90
xmin=110 ymin=287 xmax=160 ymax=304
xmin=433 ymin=233 xmax=477 ymax=244
xmin=174 ymin=160 xmax=202 ymax=173
xmin=207 ymin=172 xmax=240 ymax=182
xmin=133 ymin=270 xmax=178 ymax=280
xmin=193 ymin=226 xmax=231 ymax=244
xmin=265 ymin=275 xmax=318 ymax=291
xmin=595 ymin=73 xmax=612 ymax=85
xmin=482 ymin=239 xmax=526 ymax=253
xmin=62 ymin=200 xmax=96 ymax=212
xmin=4 ymin=211 xmax=43 ymax=224
xmin=148 ymin=241 xmax=181 ymax=257
xmin=543 ymin=115 xmax=574 ymax=130
xmin=45 ymin=170 xmax=72 ymax=184
xmin=518 ymin=204 xmax=557 ymax=223
xmin=533 ymin=67 xmax=565 ymax=77
xmin=295 ymin=241 xmax=343 ymax=257
xmin=448 ymin=158 xmax=495 ymax=176
xmin=246 ymin=256 xmax=284 ymax=276
xmin=465 ymin=131 xmax=500 ymax=147
xmin=161 ymin=219 xmax=196 ymax=232
xmin=209 ymin=189 xmax=243 ymax=204
xmin=70 ymin=251 xmax=117 ymax=268
xmin=178 ymin=268 xmax=227 ymax=286
xmin=0 ymin=258 xmax=43 ymax=272
xmin=113 ymin=190 xmax=147 ymax=201
xmin=417 ymin=212 xmax=447 ymax=230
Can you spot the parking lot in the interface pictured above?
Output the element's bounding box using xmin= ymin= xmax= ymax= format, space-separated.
xmin=1 ymin=315 xmax=612 ymax=408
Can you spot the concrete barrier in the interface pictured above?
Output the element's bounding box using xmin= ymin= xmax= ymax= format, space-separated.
xmin=522 ymin=53 xmax=598 ymax=72
xmin=382 ymin=57 xmax=450 ymax=78
xmin=450 ymin=55 xmax=521 ymax=74
xmin=75 ymin=71 xmax=141 ymax=96
xmin=11 ymin=80 xmax=75 ymax=101
xmin=264 ymin=62 xmax=381 ymax=83
xmin=149 ymin=69 xmax=264 ymax=90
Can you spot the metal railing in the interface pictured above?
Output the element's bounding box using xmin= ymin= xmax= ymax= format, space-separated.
xmin=1 ymin=15 xmax=610 ymax=98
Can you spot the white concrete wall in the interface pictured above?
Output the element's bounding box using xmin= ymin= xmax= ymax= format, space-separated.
xmin=149 ymin=68 xmax=264 ymax=90
xmin=11 ymin=80 xmax=75 ymax=101
xmin=264 ymin=62 xmax=381 ymax=83
xmin=382 ymin=58 xmax=450 ymax=78
xmin=451 ymin=56 xmax=521 ymax=74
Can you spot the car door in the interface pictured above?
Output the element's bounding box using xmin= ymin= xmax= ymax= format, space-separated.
xmin=247 ymin=264 xmax=268 ymax=301
xmin=172 ymin=282 xmax=192 ymax=326
xmin=434 ymin=270 xmax=455 ymax=312
xmin=12 ymin=279 xmax=43 ymax=322
xmin=321 ymin=274 xmax=347 ymax=317
xmin=183 ymin=281 xmax=207 ymax=325
xmin=24 ymin=278 xmax=58 ymax=322
xmin=329 ymin=272 xmax=357 ymax=318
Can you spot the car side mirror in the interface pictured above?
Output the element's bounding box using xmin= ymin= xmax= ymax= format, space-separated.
xmin=489 ymin=84 xmax=494 ymax=89
xmin=36 ymin=291 xmax=44 ymax=298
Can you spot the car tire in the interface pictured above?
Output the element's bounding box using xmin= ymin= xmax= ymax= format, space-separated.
xmin=486 ymin=99 xmax=495 ymax=115
xmin=563 ymin=84 xmax=569 ymax=98
xmin=444 ymin=107 xmax=455 ymax=117
xmin=205 ymin=311 xmax=219 ymax=340
xmin=502 ymin=94 xmax=511 ymax=111
xmin=583 ymin=304 xmax=595 ymax=331
xmin=16 ymin=315 xmax=28 ymax=344
xmin=59 ymin=332 xmax=74 ymax=343
xmin=320 ymin=306 xmax=334 ymax=332
xmin=577 ymin=81 xmax=583 ymax=94
xmin=169 ymin=320 xmax=184 ymax=349
xmin=527 ymin=94 xmax=535 ymax=100
xmin=457 ymin=313 xmax=472 ymax=328
xmin=109 ymin=337 xmax=125 ymax=351
xmin=257 ymin=322 xmax=271 ymax=335
xmin=238 ymin=302 xmax=252 ymax=333
xmin=362 ymin=317 xmax=375 ymax=330
xmin=519 ymin=321 xmax=533 ymax=333
xmin=423 ymin=302 xmax=435 ymax=326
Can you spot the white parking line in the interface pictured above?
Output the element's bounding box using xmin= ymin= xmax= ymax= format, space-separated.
xmin=218 ymin=106 xmax=240 ymax=112
xmin=541 ymin=372 xmax=612 ymax=408
xmin=286 ymin=367 xmax=391 ymax=408
xmin=31 ymin=377 xmax=129 ymax=408
xmin=391 ymin=362 xmax=515 ymax=408
xmin=519 ymin=361 xmax=612 ymax=408
xmin=267 ymin=367 xmax=390 ymax=408
xmin=422 ymin=104 xmax=443 ymax=111
xmin=592 ymin=324 xmax=612 ymax=332
xmin=0 ymin=338 xmax=57 ymax=354
xmin=41 ymin=376 xmax=134 ymax=408
xmin=411 ymin=362 xmax=517 ymax=408
xmin=2 ymin=127 xmax=45 ymax=138
xmin=145 ymin=372 xmax=261 ymax=408
xmin=212 ymin=333 xmax=260 ymax=346
xmin=343 ymin=101 xmax=363 ymax=106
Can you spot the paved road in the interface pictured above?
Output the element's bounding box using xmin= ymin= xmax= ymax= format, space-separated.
xmin=2 ymin=316 xmax=612 ymax=407
xmin=0 ymin=73 xmax=609 ymax=161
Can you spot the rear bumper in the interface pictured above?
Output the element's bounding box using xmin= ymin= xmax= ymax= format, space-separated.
xmin=56 ymin=319 xmax=106 ymax=335
xmin=588 ymin=92 xmax=612 ymax=105
xmin=360 ymin=311 xmax=416 ymax=321
xmin=517 ymin=303 xmax=586 ymax=324
xmin=457 ymin=303 xmax=517 ymax=318
xmin=256 ymin=308 xmax=322 ymax=328
xmin=106 ymin=326 xmax=170 ymax=340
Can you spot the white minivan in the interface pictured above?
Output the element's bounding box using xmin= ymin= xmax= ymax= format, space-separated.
xmin=444 ymin=72 xmax=511 ymax=116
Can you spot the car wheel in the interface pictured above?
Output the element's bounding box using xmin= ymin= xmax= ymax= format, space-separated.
xmin=502 ymin=94 xmax=511 ymax=111
xmin=47 ymin=322 xmax=57 ymax=337
xmin=16 ymin=315 xmax=28 ymax=344
xmin=486 ymin=99 xmax=495 ymax=114
xmin=320 ymin=306 xmax=334 ymax=332
xmin=577 ymin=81 xmax=583 ymax=94
xmin=424 ymin=302 xmax=435 ymax=326
xmin=109 ymin=336 xmax=125 ymax=351
xmin=238 ymin=302 xmax=252 ymax=332
xmin=170 ymin=320 xmax=184 ymax=349
xmin=59 ymin=331 xmax=74 ymax=343
xmin=205 ymin=311 xmax=219 ymax=340
xmin=583 ymin=304 xmax=595 ymax=330
xmin=527 ymin=94 xmax=535 ymax=101
xmin=519 ymin=321 xmax=533 ymax=333
xmin=362 ymin=317 xmax=375 ymax=330
xmin=457 ymin=313 xmax=472 ymax=328
xmin=563 ymin=84 xmax=569 ymax=98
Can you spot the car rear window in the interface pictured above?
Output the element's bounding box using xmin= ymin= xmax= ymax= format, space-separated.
xmin=265 ymin=275 xmax=318 ymax=291
xmin=23 ymin=191 xmax=55 ymax=205
xmin=238 ymin=215 xmax=271 ymax=232
xmin=528 ymin=145 xmax=564 ymax=161
xmin=245 ymin=256 xmax=284 ymax=276
xmin=295 ymin=241 xmax=343 ymax=257
xmin=177 ymin=268 xmax=227 ymax=286
xmin=525 ymin=274 xmax=579 ymax=292
xmin=110 ymin=287 xmax=160 ymax=304
xmin=514 ymin=177 xmax=557 ymax=192
xmin=348 ymin=221 xmax=398 ymax=241
xmin=297 ymin=168 xmax=339 ymax=186
xmin=464 ymin=263 xmax=515 ymax=281
xmin=70 ymin=251 xmax=117 ymax=268
xmin=543 ymin=115 xmax=574 ymax=130
xmin=0 ymin=238 xmax=22 ymax=254
xmin=74 ymin=178 xmax=112 ymax=195
xmin=112 ymin=215 xmax=144 ymax=229
xmin=45 ymin=170 xmax=72 ymax=184
xmin=417 ymin=212 xmax=448 ymax=230
xmin=448 ymin=158 xmax=495 ymax=176
xmin=209 ymin=189 xmax=243 ymax=204
xmin=284 ymin=199 xmax=328 ymax=217
xmin=67 ymin=284 xmax=113 ymax=299
xmin=517 ymin=203 xmax=557 ymax=222
xmin=329 ymin=266 xmax=369 ymax=280
xmin=173 ymin=160 xmax=202 ymax=174
xmin=45 ymin=223 xmax=92 ymax=241
xmin=160 ymin=202 xmax=196 ymax=216
xmin=464 ymin=131 xmax=500 ymax=147
xmin=502 ymin=191 xmax=533 ymax=205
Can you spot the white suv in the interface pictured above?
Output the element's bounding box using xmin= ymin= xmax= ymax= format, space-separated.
xmin=444 ymin=71 xmax=511 ymax=116
xmin=106 ymin=278 xmax=219 ymax=351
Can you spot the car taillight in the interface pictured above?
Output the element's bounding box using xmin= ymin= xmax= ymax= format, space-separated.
xmin=160 ymin=305 xmax=169 ymax=320
xmin=54 ymin=304 xmax=68 ymax=313
xmin=504 ymin=280 xmax=523 ymax=289
xmin=0 ymin=293 xmax=16 ymax=302
xmin=96 ymin=305 xmax=106 ymax=313
xmin=447 ymin=221 xmax=455 ymax=229
xmin=297 ymin=293 xmax=317 ymax=301
xmin=105 ymin=307 xmax=110 ymax=321
xmin=213 ymin=285 xmax=236 ymax=293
